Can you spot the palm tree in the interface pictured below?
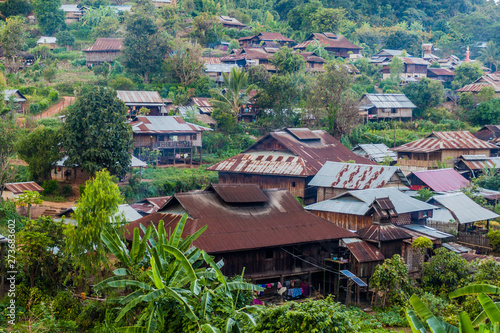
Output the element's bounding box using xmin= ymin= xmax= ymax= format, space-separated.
xmin=209 ymin=67 xmax=255 ymax=117
xmin=479 ymin=42 xmax=499 ymax=72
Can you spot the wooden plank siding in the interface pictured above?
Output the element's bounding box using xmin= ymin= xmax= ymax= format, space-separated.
xmin=85 ymin=51 xmax=121 ymax=64
xmin=309 ymin=210 xmax=413 ymax=231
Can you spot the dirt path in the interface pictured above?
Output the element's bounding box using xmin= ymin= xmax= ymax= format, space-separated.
xmin=33 ymin=96 xmax=76 ymax=120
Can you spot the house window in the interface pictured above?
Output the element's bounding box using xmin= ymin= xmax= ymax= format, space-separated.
xmin=172 ymin=135 xmax=178 ymax=142
xmin=192 ymin=134 xmax=197 ymax=140
xmin=391 ymin=108 xmax=397 ymax=114
xmin=291 ymin=182 xmax=296 ymax=187
xmin=265 ymin=249 xmax=274 ymax=259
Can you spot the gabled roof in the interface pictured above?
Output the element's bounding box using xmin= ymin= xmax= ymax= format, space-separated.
xmin=401 ymin=57 xmax=430 ymax=65
xmin=357 ymin=224 xmax=412 ymax=242
xmin=400 ymin=224 xmax=453 ymax=240
xmin=131 ymin=116 xmax=211 ymax=134
xmin=117 ymin=90 xmax=163 ymax=105
xmin=391 ymin=131 xmax=497 ymax=153
xmin=83 ymin=38 xmax=124 ymax=52
xmin=218 ymin=15 xmax=246 ymax=27
xmin=457 ymin=83 xmax=500 ymax=93
xmin=130 ymin=196 xmax=171 ymax=215
xmin=352 ymin=143 xmax=397 ymax=163
xmin=308 ymin=162 xmax=409 ymax=190
xmin=207 ymin=128 xmax=374 ymax=177
xmin=457 ymin=155 xmax=497 ymax=170
xmin=126 ymin=187 xmax=356 ymax=253
xmin=60 ymin=4 xmax=88 ymax=12
xmin=221 ymin=48 xmax=272 ymax=61
xmin=57 ymin=204 xmax=142 ymax=223
xmin=238 ymin=32 xmax=294 ymax=43
xmin=427 ymin=193 xmax=499 ymax=224
xmin=341 ymin=238 xmax=385 ymax=263
xmin=473 ymin=125 xmax=500 ymax=142
xmin=360 ymin=93 xmax=416 ymax=109
xmin=37 ymin=37 xmax=57 ymax=44
xmin=4 ymin=89 xmax=27 ymax=102
xmin=3 ymin=182 xmax=43 ymax=194
xmin=427 ymin=68 xmax=455 ymax=76
xmin=374 ymin=49 xmax=409 ymax=57
xmin=294 ymin=33 xmax=362 ymax=50
xmin=408 ymin=168 xmax=469 ymax=192
xmin=299 ymin=52 xmax=326 ymax=63
xmin=305 ymin=188 xmax=436 ymax=216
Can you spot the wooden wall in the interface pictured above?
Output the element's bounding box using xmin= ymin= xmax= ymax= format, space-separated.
xmin=376 ymin=107 xmax=413 ymax=119
xmin=309 ymin=210 xmax=373 ymax=231
xmin=441 ymin=149 xmax=491 ymax=161
xmin=85 ymin=51 xmax=121 ymax=64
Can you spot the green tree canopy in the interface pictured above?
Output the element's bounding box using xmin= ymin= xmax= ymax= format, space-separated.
xmin=452 ymin=62 xmax=484 ymax=90
xmin=210 ymin=67 xmax=255 ymax=117
xmin=271 ymin=46 xmax=305 ymax=74
xmin=55 ymin=30 xmax=75 ymax=48
xmin=384 ymin=30 xmax=422 ymax=57
xmin=0 ymin=116 xmax=21 ymax=200
xmin=163 ymin=39 xmax=205 ymax=85
xmin=402 ymin=77 xmax=444 ymax=118
xmin=0 ymin=0 xmax=32 ymax=18
xmin=33 ymin=0 xmax=66 ymax=35
xmin=62 ymin=86 xmax=132 ymax=178
xmin=0 ymin=16 xmax=26 ymax=73
xmin=468 ymin=98 xmax=500 ymax=126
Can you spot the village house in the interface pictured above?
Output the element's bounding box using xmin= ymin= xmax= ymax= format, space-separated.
xmin=358 ymin=93 xmax=416 ymax=122
xmin=131 ymin=116 xmax=211 ymax=165
xmin=407 ymin=168 xmax=470 ymax=192
xmin=218 ymin=15 xmax=248 ymax=30
xmin=152 ymin=0 xmax=177 ymax=7
xmin=382 ymin=57 xmax=430 ymax=79
xmin=37 ymin=37 xmax=57 ymax=49
xmin=238 ymin=32 xmax=294 ymax=48
xmin=456 ymin=73 xmax=500 ymax=97
xmin=352 ymin=143 xmax=397 ymax=164
xmin=368 ymin=49 xmax=411 ymax=66
xmin=1 ymin=182 xmax=43 ymax=201
xmin=427 ymin=68 xmax=455 ymax=84
xmin=300 ymin=52 xmax=326 ymax=72
xmin=117 ymin=90 xmax=166 ymax=116
xmin=207 ymin=128 xmax=374 ymax=204
xmin=294 ymin=33 xmax=362 ymax=59
xmin=473 ymin=125 xmax=500 ymax=151
xmin=391 ymin=131 xmax=497 ymax=172
xmin=60 ymin=4 xmax=88 ymax=24
xmin=82 ymin=38 xmax=124 ymax=66
xmin=177 ymin=97 xmax=217 ymax=127
xmin=130 ymin=196 xmax=171 ymax=216
xmin=204 ymin=62 xmax=239 ymax=84
xmin=125 ymin=184 xmax=356 ymax=296
xmin=304 ymin=188 xmax=436 ymax=231
xmin=221 ymin=47 xmax=277 ymax=71
xmin=454 ymin=155 xmax=499 ymax=179
xmin=4 ymin=89 xmax=28 ymax=113
xmin=437 ymin=55 xmax=462 ymax=69
xmin=309 ymin=162 xmax=410 ymax=202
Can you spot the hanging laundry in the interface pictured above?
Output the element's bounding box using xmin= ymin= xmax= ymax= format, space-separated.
xmin=277 ymin=282 xmax=282 ymax=289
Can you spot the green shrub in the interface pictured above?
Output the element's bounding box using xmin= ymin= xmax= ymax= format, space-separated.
xmin=488 ymin=230 xmax=500 ymax=252
xmin=373 ymin=306 xmax=408 ymax=327
xmin=39 ymin=98 xmax=50 ymax=110
xmin=48 ymin=90 xmax=59 ymax=102
xmin=79 ymin=184 xmax=86 ymax=197
xmin=52 ymin=291 xmax=82 ymax=321
xmin=42 ymin=179 xmax=60 ymax=196
xmin=76 ymin=301 xmax=107 ymax=331
xmin=70 ymin=58 xmax=87 ymax=67
xmin=29 ymin=102 xmax=40 ymax=114
xmin=60 ymin=185 xmax=74 ymax=198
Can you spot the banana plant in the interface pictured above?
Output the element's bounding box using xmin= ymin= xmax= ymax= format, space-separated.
xmin=406 ymin=284 xmax=500 ymax=333
xmin=95 ymin=214 xmax=263 ymax=333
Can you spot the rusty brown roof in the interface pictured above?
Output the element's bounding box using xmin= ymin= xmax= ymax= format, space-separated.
xmin=342 ymin=238 xmax=385 ymax=263
xmin=207 ymin=128 xmax=375 ymax=177
xmin=427 ymin=68 xmax=455 ymax=76
xmin=209 ymin=184 xmax=269 ymax=203
xmin=4 ymin=182 xmax=43 ymax=194
xmin=131 ymin=116 xmax=211 ymax=134
xmin=391 ymin=131 xmax=497 ymax=153
xmin=457 ymin=83 xmax=500 ymax=93
xmin=130 ymin=196 xmax=171 ymax=215
xmin=126 ymin=187 xmax=356 ymax=253
xmin=473 ymin=125 xmax=500 ymax=142
xmin=356 ymin=224 xmax=412 ymax=242
xmin=461 ymin=253 xmax=500 ymax=263
xmin=294 ymin=33 xmax=362 ymax=51
xmin=83 ymin=38 xmax=124 ymax=52
xmin=117 ymin=90 xmax=163 ymax=104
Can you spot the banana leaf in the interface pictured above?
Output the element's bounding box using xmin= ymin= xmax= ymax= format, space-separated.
xmin=450 ymin=285 xmax=500 ymax=299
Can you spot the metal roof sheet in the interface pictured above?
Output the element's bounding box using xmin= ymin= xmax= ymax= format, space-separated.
xmin=60 ymin=4 xmax=86 ymax=12
xmin=131 ymin=116 xmax=212 ymax=134
xmin=427 ymin=68 xmax=455 ymax=76
xmin=57 ymin=204 xmax=141 ymax=223
xmin=443 ymin=242 xmax=473 ymax=254
xmin=218 ymin=15 xmax=246 ymax=27
xmin=4 ymin=89 xmax=27 ymax=102
xmin=427 ymin=193 xmax=499 ymax=224
xmin=4 ymin=182 xmax=43 ymax=194
xmin=461 ymin=253 xmax=500 ymax=262
xmin=309 ymin=162 xmax=409 ymax=189
xmin=457 ymin=83 xmax=500 ymax=93
xmin=210 ymin=184 xmax=269 ymax=203
xmin=305 ymin=188 xmax=436 ymax=215
xmin=400 ymin=224 xmax=453 ymax=239
xmin=126 ymin=188 xmax=356 ymax=253
xmin=117 ymin=90 xmax=163 ymax=104
xmin=357 ymin=224 xmax=412 ymax=242
xmin=361 ymin=94 xmax=416 ymax=109
xmin=205 ymin=63 xmax=239 ymax=73
xmin=37 ymin=36 xmax=57 ymax=44
xmin=131 ymin=156 xmax=147 ymax=168
xmin=131 ymin=196 xmax=171 ymax=215
xmin=83 ymin=38 xmax=124 ymax=52
xmin=342 ymin=238 xmax=385 ymax=263
xmin=409 ymin=168 xmax=469 ymax=192
xmin=352 ymin=143 xmax=397 ymax=163
xmin=401 ymin=57 xmax=430 ymax=65
xmin=294 ymin=33 xmax=362 ymax=50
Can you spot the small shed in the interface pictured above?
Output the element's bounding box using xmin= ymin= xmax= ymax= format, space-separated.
xmin=117 ymin=90 xmax=166 ymax=116
xmin=407 ymin=168 xmax=469 ymax=192
xmin=455 ymin=155 xmax=498 ymax=179
xmin=218 ymin=15 xmax=247 ymax=30
xmin=340 ymin=237 xmax=385 ymax=278
xmin=352 ymin=143 xmax=397 ymax=164
xmin=359 ymin=93 xmax=416 ymax=122
xmin=37 ymin=37 xmax=57 ymax=49
xmin=2 ymin=182 xmax=43 ymax=200
xmin=357 ymin=222 xmax=412 ymax=259
xmin=83 ymin=38 xmax=124 ymax=66
xmin=4 ymin=89 xmax=28 ymax=113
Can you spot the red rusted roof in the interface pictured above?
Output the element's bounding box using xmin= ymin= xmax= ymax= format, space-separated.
xmin=391 ymin=131 xmax=497 ymax=153
xmin=457 ymin=83 xmax=500 ymax=93
xmin=190 ymin=97 xmax=213 ymax=108
xmin=409 ymin=168 xmax=469 ymax=192
xmin=202 ymin=57 xmax=221 ymax=64
xmin=126 ymin=187 xmax=356 ymax=252
xmin=357 ymin=224 xmax=412 ymax=242
xmin=342 ymin=238 xmax=385 ymax=263
xmin=4 ymin=182 xmax=43 ymax=194
xmin=461 ymin=253 xmax=500 ymax=263
xmin=117 ymin=90 xmax=163 ymax=104
xmin=459 ymin=156 xmax=496 ymax=170
xmin=299 ymin=52 xmax=326 ymax=63
xmin=209 ymin=184 xmax=269 ymax=203
xmin=473 ymin=125 xmax=500 ymax=142
xmin=207 ymin=128 xmax=375 ymax=177
xmin=130 ymin=196 xmax=171 ymax=215
xmin=83 ymin=38 xmax=124 ymax=52
xmin=294 ymin=33 xmax=362 ymax=51
xmin=428 ymin=68 xmax=455 ymax=76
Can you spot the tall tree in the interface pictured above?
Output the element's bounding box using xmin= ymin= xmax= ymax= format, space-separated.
xmin=389 ymin=56 xmax=403 ymax=81
xmin=62 ymin=86 xmax=133 ymax=178
xmin=402 ymin=77 xmax=444 ymax=118
xmin=452 ymin=62 xmax=484 ymax=90
xmin=0 ymin=16 xmax=26 ymax=74
xmin=163 ymin=39 xmax=205 ymax=85
xmin=0 ymin=0 xmax=32 ymax=18
xmin=0 ymin=116 xmax=21 ymax=200
xmin=65 ymin=169 xmax=123 ymax=282
xmin=210 ymin=67 xmax=255 ymax=117
xmin=271 ymin=46 xmax=305 ymax=74
xmin=479 ymin=41 xmax=499 ymax=72
xmin=122 ymin=1 xmax=168 ymax=83
xmin=33 ymin=0 xmax=65 ymax=35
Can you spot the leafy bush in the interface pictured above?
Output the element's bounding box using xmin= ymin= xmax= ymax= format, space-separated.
xmin=60 ymin=185 xmax=74 ymax=198
xmin=75 ymin=301 xmax=107 ymax=331
xmin=488 ymin=230 xmax=500 ymax=252
xmin=48 ymin=90 xmax=59 ymax=102
xmin=373 ymin=306 xmax=408 ymax=327
xmin=29 ymin=102 xmax=40 ymax=114
xmin=52 ymin=291 xmax=82 ymax=321
xmin=42 ymin=179 xmax=60 ymax=196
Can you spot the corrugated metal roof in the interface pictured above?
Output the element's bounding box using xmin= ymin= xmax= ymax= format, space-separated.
xmin=361 ymin=94 xmax=416 ymax=109
xmin=205 ymin=63 xmax=238 ymax=73
xmin=108 ymin=5 xmax=132 ymax=12
xmin=37 ymin=36 xmax=57 ymax=44
xmin=57 ymin=204 xmax=142 ymax=223
xmin=210 ymin=184 xmax=269 ymax=203
xmin=400 ymin=224 xmax=453 ymax=239
xmin=126 ymin=188 xmax=356 ymax=252
xmin=294 ymin=33 xmax=362 ymax=50
xmin=459 ymin=155 xmax=496 ymax=170
xmin=190 ymin=97 xmax=213 ymax=108
xmin=117 ymin=90 xmax=163 ymax=105
xmin=218 ymin=15 xmax=246 ymax=27
xmin=473 ymin=125 xmax=500 ymax=142
xmin=131 ymin=196 xmax=171 ymax=215
xmin=60 ymin=4 xmax=86 ymax=12
xmin=83 ymin=38 xmax=124 ymax=52
xmin=391 ymin=131 xmax=497 ymax=153
xmin=4 ymin=182 xmax=43 ymax=194
xmin=305 ymin=188 xmax=436 ymax=215
xmin=309 ymin=162 xmax=409 ymax=189
xmin=409 ymin=168 xmax=469 ymax=192
xmin=443 ymin=242 xmax=473 ymax=253
xmin=428 ymin=68 xmax=455 ymax=76
xmin=427 ymin=193 xmax=499 ymax=224
xmin=374 ymin=49 xmax=409 ymax=56
xmin=352 ymin=143 xmax=397 ymax=163
xmin=131 ymin=156 xmax=147 ymax=168
xmin=401 ymin=57 xmax=430 ymax=65
xmin=131 ymin=116 xmax=212 ymax=134
xmin=457 ymin=83 xmax=500 ymax=93
xmin=4 ymin=89 xmax=27 ymax=102
xmin=342 ymin=238 xmax=385 ymax=262
xmin=208 ymin=128 xmax=374 ymax=177
xmin=357 ymin=224 xmax=412 ymax=242
xmin=461 ymin=253 xmax=500 ymax=262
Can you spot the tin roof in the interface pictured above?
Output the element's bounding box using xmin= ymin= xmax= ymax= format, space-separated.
xmin=457 ymin=83 xmax=500 ymax=93
xmin=4 ymin=89 xmax=27 ymax=102
xmin=400 ymin=224 xmax=453 ymax=240
xmin=473 ymin=125 xmax=500 ymax=142
xmin=209 ymin=184 xmax=269 ymax=203
xmin=117 ymin=90 xmax=163 ymax=105
xmin=126 ymin=187 xmax=356 ymax=253
xmin=401 ymin=57 xmax=430 ymax=65
xmin=391 ymin=131 xmax=497 ymax=153
xmin=218 ymin=15 xmax=246 ymax=27
xmin=427 ymin=68 xmax=455 ymax=76
xmin=83 ymin=38 xmax=124 ymax=52
xmin=461 ymin=253 xmax=500 ymax=262
xmin=37 ymin=36 xmax=57 ymax=44
xmin=190 ymin=97 xmax=213 ymax=109
xmin=427 ymin=193 xmax=499 ymax=224
xmin=57 ymin=204 xmax=142 ymax=223
xmin=130 ymin=196 xmax=171 ymax=215
xmin=308 ymin=162 xmax=409 ymax=189
xmin=352 ymin=143 xmax=397 ymax=163
xmin=305 ymin=188 xmax=436 ymax=216
xmin=4 ymin=181 xmax=43 ymax=194
xmin=342 ymin=238 xmax=385 ymax=263
xmin=409 ymin=168 xmax=469 ymax=192
xmin=207 ymin=128 xmax=374 ymax=177
xmin=374 ymin=49 xmax=409 ymax=57
xmin=294 ymin=33 xmax=362 ymax=50
xmin=131 ymin=116 xmax=212 ymax=134
xmin=357 ymin=224 xmax=412 ymax=242
xmin=457 ymin=155 xmax=496 ymax=170
xmin=60 ymin=4 xmax=87 ymax=12
xmin=443 ymin=242 xmax=473 ymax=254
xmin=205 ymin=63 xmax=239 ymax=73
xmin=131 ymin=156 xmax=147 ymax=168
xmin=360 ymin=94 xmax=416 ymax=109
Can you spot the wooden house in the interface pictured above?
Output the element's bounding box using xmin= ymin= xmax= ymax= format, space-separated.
xmin=309 ymin=162 xmax=409 ymax=202
xmin=338 ymin=238 xmax=385 ymax=279
xmin=391 ymin=131 xmax=497 ymax=172
xmin=238 ymin=32 xmax=294 ymax=48
xmin=60 ymin=4 xmax=88 ymax=24
xmin=125 ymin=184 xmax=355 ymax=292
xmin=131 ymin=116 xmax=211 ymax=165
xmin=427 ymin=68 xmax=455 ymax=83
xmin=4 ymin=89 xmax=28 ymax=113
xmin=1 ymin=182 xmax=43 ymax=201
xmin=300 ymin=52 xmax=326 ymax=72
xmin=457 ymin=74 xmax=500 ymax=97
xmin=82 ymin=38 xmax=124 ymax=66
xmin=473 ymin=125 xmax=500 ymax=151
xmin=455 ymin=155 xmax=498 ymax=179
xmin=221 ymin=48 xmax=277 ymax=71
xmin=207 ymin=128 xmax=374 ymax=204
xmin=37 ymin=37 xmax=57 ymax=49
xmin=204 ymin=63 xmax=239 ymax=84
xmin=358 ymin=93 xmax=416 ymax=121
xmin=177 ymin=97 xmax=217 ymax=127
xmin=371 ymin=49 xmax=410 ymax=62
xmin=382 ymin=57 xmax=430 ymax=79
xmin=218 ymin=15 xmax=247 ymax=30
xmin=293 ymin=33 xmax=362 ymax=59
xmin=117 ymin=90 xmax=166 ymax=116
xmin=152 ymin=0 xmax=176 ymax=7
xmin=304 ymin=188 xmax=436 ymax=231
